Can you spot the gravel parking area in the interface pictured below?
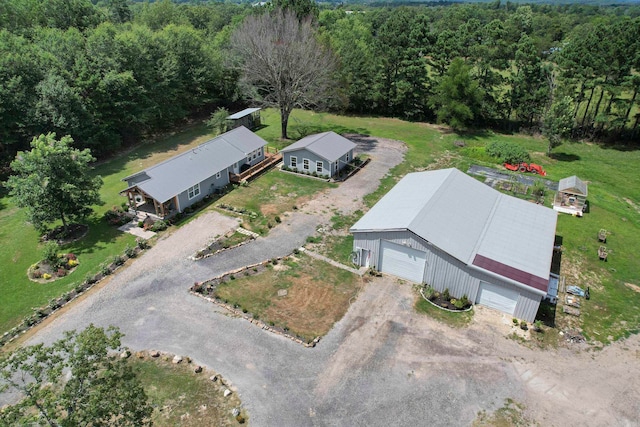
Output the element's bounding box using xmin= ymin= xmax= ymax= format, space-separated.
xmin=4 ymin=136 xmax=640 ymax=426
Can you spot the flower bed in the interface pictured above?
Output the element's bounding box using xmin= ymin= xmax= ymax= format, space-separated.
xmin=420 ymin=285 xmax=472 ymax=312
xmin=28 ymin=252 xmax=80 ymax=283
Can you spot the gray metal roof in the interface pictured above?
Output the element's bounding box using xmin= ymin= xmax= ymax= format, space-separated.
xmin=281 ymin=132 xmax=357 ymax=163
xmin=351 ymin=168 xmax=558 ymax=291
xmin=558 ymin=175 xmax=587 ymax=196
xmin=227 ymin=108 xmax=261 ymax=120
xmin=122 ymin=126 xmax=267 ymax=203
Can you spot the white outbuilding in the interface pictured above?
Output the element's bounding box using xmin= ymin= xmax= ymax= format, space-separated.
xmin=350 ymin=168 xmax=558 ymax=321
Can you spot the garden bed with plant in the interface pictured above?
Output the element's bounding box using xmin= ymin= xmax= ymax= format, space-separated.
xmin=192 ymin=229 xmax=255 ymax=260
xmin=421 ymin=285 xmax=472 ymax=311
xmin=28 ymin=244 xmax=80 ymax=282
xmin=1 ymin=238 xmax=150 ymax=348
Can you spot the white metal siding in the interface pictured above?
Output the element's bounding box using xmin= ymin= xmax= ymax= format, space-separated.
xmin=379 ymin=240 xmax=426 ymax=283
xmin=352 ymin=230 xmax=543 ymax=322
xmin=477 ymin=281 xmax=518 ymax=315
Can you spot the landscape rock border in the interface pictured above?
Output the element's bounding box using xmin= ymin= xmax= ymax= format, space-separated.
xmin=191 ymin=258 xmax=321 ymax=348
xmin=0 ymin=241 xmax=150 ymax=348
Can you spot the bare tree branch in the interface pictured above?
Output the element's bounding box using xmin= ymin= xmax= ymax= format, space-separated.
xmin=230 ymin=9 xmax=338 ymax=139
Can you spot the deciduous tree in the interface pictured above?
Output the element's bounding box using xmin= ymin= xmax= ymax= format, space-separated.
xmin=6 ymin=133 xmax=103 ymax=235
xmin=0 ymin=325 xmax=152 ymax=426
xmin=230 ymin=9 xmax=337 ymax=139
xmin=542 ymin=95 xmax=574 ymax=156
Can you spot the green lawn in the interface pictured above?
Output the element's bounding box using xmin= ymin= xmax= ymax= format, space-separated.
xmin=2 ymin=108 xmax=639 ymax=344
xmin=130 ymin=355 xmax=245 ymax=426
xmin=258 ymin=109 xmax=640 ymax=344
xmin=0 ymin=123 xmax=217 ymax=335
xmin=215 ymin=254 xmax=361 ymax=342
xmin=214 ymin=168 xmax=335 ymax=235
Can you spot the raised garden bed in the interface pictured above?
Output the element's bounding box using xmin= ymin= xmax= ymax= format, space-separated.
xmin=420 ymin=286 xmax=472 ymax=312
xmin=28 ymin=252 xmax=79 ymax=282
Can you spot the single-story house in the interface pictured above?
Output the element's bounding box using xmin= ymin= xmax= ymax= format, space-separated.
xmin=281 ymin=132 xmax=356 ymax=178
xmin=121 ymin=126 xmax=267 ymax=217
xmin=350 ymin=168 xmax=558 ymax=322
xmin=553 ymin=175 xmax=587 ymax=216
xmin=227 ymin=108 xmax=261 ymax=131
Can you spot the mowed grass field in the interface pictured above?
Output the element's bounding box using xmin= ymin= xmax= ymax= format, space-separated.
xmin=0 ymin=122 xmax=217 ymax=334
xmin=1 ymin=109 xmax=639 ymax=344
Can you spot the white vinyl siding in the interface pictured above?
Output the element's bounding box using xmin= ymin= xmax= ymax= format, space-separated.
xmin=187 ymin=183 xmax=200 ymax=200
xmin=476 ymin=281 xmax=518 ymax=315
xmin=290 ymin=156 xmax=297 ymax=168
xmin=379 ymin=240 xmax=426 ymax=284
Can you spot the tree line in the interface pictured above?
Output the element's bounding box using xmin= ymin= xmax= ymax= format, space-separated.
xmin=1 ymin=0 xmax=639 ymax=173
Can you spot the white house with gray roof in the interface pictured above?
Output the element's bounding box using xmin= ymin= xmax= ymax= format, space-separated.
xmin=281 ymin=132 xmax=356 ymax=178
xmin=350 ymin=168 xmax=558 ymax=321
xmin=121 ymin=126 xmax=267 ymax=217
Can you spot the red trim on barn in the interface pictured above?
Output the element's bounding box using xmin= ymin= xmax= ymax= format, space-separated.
xmin=472 ymin=254 xmax=548 ymax=292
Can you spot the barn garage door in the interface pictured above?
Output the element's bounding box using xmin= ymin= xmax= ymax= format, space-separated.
xmin=477 ymin=281 xmax=519 ymax=315
xmin=379 ymin=241 xmax=426 ymax=283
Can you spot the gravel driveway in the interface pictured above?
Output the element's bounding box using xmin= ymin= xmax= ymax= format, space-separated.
xmin=4 ymin=137 xmax=640 ymax=426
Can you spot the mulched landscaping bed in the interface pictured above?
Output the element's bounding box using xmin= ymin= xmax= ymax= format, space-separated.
xmin=43 ymin=223 xmax=88 ymax=244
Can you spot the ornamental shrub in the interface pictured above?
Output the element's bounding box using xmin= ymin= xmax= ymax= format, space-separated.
xmin=42 ymin=241 xmax=61 ymax=268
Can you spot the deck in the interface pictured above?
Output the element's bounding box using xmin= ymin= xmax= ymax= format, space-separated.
xmin=230 ymin=151 xmax=282 ymax=183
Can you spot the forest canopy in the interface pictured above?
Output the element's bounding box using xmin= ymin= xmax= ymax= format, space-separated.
xmin=0 ymin=0 xmax=639 ymax=173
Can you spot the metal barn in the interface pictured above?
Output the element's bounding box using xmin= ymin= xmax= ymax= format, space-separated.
xmin=350 ymin=168 xmax=558 ymax=322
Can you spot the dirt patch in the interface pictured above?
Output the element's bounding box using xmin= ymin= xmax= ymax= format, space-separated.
xmin=625 ymin=283 xmax=640 ymax=293
xmin=260 ymin=203 xmax=280 ymax=216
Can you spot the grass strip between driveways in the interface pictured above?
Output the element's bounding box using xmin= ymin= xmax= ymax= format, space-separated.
xmin=214 ymin=253 xmax=361 ymax=343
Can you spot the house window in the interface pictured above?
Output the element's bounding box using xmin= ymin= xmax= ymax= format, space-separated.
xmin=216 ymin=171 xmax=221 ymax=179
xmin=316 ymin=161 xmax=323 ymax=173
xmin=303 ymin=159 xmax=310 ymax=170
xmin=345 ymin=152 xmax=350 ymax=162
xmin=290 ymin=156 xmax=297 ymax=168
xmin=187 ymin=183 xmax=200 ymax=200
xmin=258 ymin=148 xmax=262 ymax=156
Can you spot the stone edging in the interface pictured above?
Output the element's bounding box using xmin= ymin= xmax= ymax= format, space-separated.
xmin=0 ymin=242 xmax=151 ymax=348
xmin=419 ymin=288 xmax=474 ymax=313
xmin=190 ymin=260 xmax=320 ymax=348
xmin=190 ymin=232 xmax=256 ymax=261
xmin=119 ymin=349 xmax=246 ymax=421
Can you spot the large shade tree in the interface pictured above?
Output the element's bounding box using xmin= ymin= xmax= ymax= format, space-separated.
xmin=0 ymin=325 xmax=152 ymax=426
xmin=230 ymin=9 xmax=338 ymax=139
xmin=6 ymin=133 xmax=103 ymax=234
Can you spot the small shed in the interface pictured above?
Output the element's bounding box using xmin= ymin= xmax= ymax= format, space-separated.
xmin=227 ymin=108 xmax=261 ymax=130
xmin=554 ymin=176 xmax=587 ymax=216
